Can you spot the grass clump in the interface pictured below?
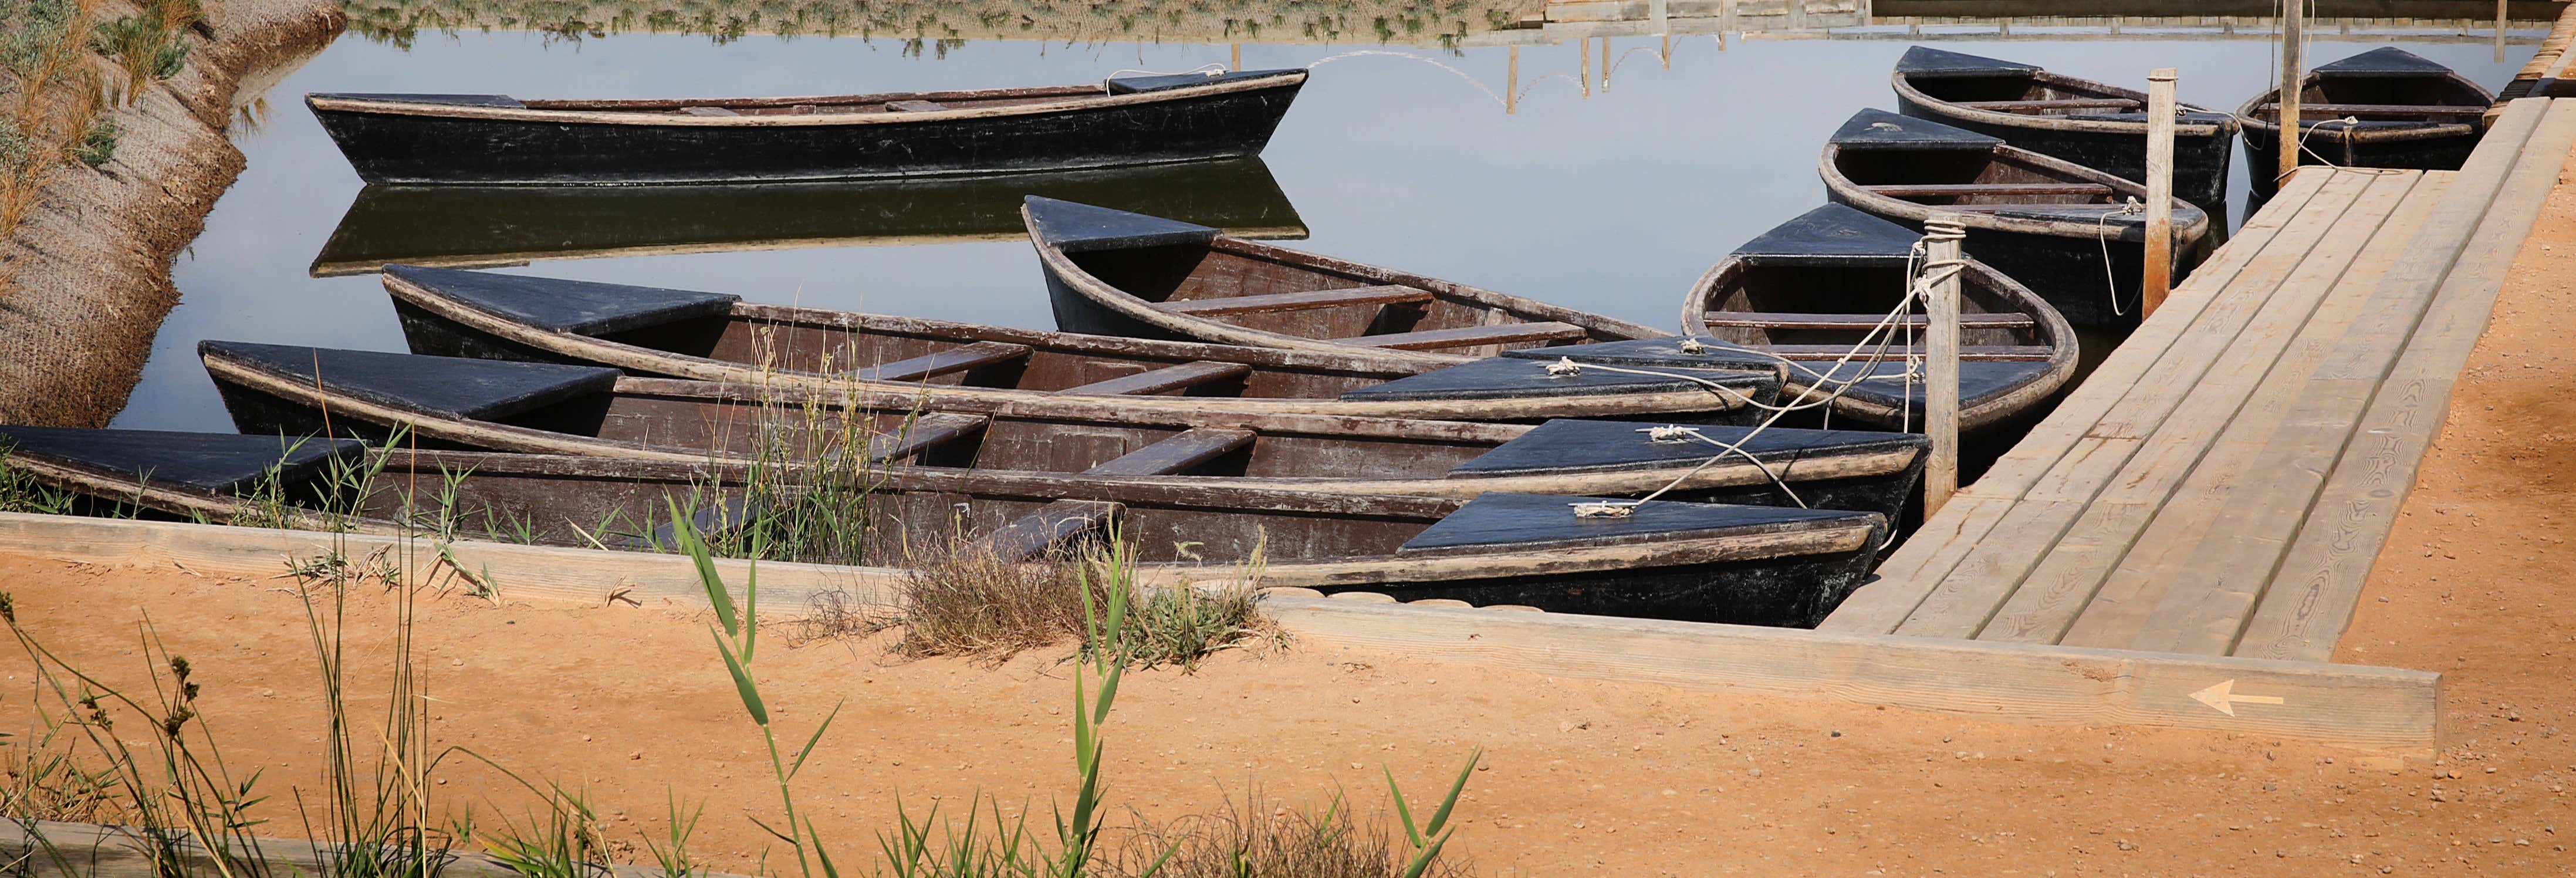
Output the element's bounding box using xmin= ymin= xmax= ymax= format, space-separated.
xmin=888 ymin=534 xmax=1266 ymax=668
xmin=0 ymin=0 xmax=107 ymax=281
xmin=1107 ymin=793 xmax=1476 ymax=878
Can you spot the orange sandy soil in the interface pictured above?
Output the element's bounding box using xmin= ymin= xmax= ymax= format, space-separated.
xmin=12 ymin=171 xmax=2576 ymax=878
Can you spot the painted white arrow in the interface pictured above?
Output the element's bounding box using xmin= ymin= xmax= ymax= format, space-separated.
xmin=2189 ymin=679 xmax=2286 ymax=717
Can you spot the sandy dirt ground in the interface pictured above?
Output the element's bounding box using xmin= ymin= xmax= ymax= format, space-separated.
xmin=9 ymin=114 xmax=2576 ymax=878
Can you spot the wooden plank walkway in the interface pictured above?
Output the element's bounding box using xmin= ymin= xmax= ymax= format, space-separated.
xmin=1823 ymin=97 xmax=2576 ymax=663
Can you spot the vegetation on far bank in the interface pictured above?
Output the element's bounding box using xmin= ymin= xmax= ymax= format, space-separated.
xmin=338 ymin=0 xmax=1536 ymax=49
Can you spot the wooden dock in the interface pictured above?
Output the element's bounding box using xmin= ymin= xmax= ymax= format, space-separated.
xmin=1823 ymin=97 xmax=2576 ymax=663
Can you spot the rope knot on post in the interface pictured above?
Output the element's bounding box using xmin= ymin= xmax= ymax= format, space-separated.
xmin=1543 ymin=357 xmax=1584 ymax=377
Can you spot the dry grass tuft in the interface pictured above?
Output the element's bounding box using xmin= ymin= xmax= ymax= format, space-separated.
xmin=886 ymin=536 xmax=1269 ymax=667
xmin=1106 ymin=793 xmax=1478 ymax=878
xmin=0 ymin=0 xmax=111 ymax=293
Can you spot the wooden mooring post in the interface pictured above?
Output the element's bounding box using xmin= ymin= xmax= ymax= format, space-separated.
xmin=2278 ymin=0 xmax=2303 ymax=185
xmin=1923 ymin=215 xmax=1966 ymax=516
xmin=2142 ymin=67 xmax=2178 ymax=316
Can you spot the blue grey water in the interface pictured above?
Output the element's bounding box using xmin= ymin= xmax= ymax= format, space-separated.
xmin=111 ymin=26 xmax=2540 ymax=430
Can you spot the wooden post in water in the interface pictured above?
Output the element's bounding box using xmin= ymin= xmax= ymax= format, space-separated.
xmin=2499 ymin=0 xmax=2510 ymax=62
xmin=1923 ymin=215 xmax=1965 ymax=517
xmin=1580 ymin=39 xmax=1590 ymax=97
xmin=1507 ymin=46 xmax=1519 ymax=114
xmin=1230 ymin=43 xmax=1241 ymax=71
xmin=2142 ymin=67 xmax=2177 ymax=317
xmin=2277 ymin=0 xmax=2303 ymax=185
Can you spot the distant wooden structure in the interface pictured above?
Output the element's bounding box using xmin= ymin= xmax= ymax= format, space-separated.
xmin=2493 ymin=0 xmax=2576 ymax=120
xmin=1826 ymin=97 xmax=2576 ymax=666
xmin=1496 ymin=0 xmax=2561 ymax=45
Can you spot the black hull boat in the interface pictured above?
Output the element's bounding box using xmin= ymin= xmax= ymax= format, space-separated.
xmin=191 ymin=341 xmax=1929 ymax=525
xmin=1820 ymin=109 xmax=2214 ymax=330
xmin=1644 ymin=205 xmax=2071 ymax=435
xmin=307 ymin=69 xmax=1306 ymax=185
xmin=379 ymin=264 xmax=1784 ymax=424
xmin=1891 ymin=46 xmax=2238 ymax=212
xmin=310 ymin=158 xmax=1306 ymax=277
xmin=2238 ymin=47 xmax=2494 ymax=194
xmin=0 ymin=425 xmax=1887 ymax=625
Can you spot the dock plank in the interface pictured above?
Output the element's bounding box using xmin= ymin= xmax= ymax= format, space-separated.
xmin=1977 ymin=171 xmax=2430 ymax=647
xmin=1889 ymin=172 xmax=2384 ymax=639
xmin=2066 ymin=177 xmax=2452 ymax=653
xmin=1820 ymin=170 xmax=2341 ymax=634
xmin=2232 ymin=99 xmax=2576 ymax=661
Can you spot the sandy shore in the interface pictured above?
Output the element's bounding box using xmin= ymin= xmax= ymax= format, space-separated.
xmin=0 ymin=0 xmax=343 ymax=427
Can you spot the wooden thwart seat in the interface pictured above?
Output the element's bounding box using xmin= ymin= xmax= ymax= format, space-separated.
xmin=857 ymin=341 xmax=1032 ymax=383
xmin=1760 ymin=343 xmax=2054 ymax=362
xmin=983 ymin=427 xmax=1258 ymax=560
xmin=1055 ymin=361 xmax=1253 ymax=396
xmin=1955 ymin=98 xmax=2141 ymax=111
xmin=678 ymin=106 xmax=739 ymax=117
xmin=884 ymin=100 xmax=948 ymax=112
xmin=2254 ymin=103 xmax=2487 ymax=117
xmin=1338 ymin=322 xmax=1587 ymax=351
xmin=1704 ymin=311 xmax=2036 ymax=330
xmin=865 ymin=413 xmax=990 ymax=461
xmin=1157 ymin=285 xmax=1434 ymax=316
xmin=1866 ymin=183 xmax=2114 ymax=198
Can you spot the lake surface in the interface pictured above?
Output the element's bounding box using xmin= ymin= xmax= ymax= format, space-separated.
xmin=113 ymin=15 xmax=2545 ymax=430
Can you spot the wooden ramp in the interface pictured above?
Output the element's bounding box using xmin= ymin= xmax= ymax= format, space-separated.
xmin=1825 ymin=97 xmax=2576 ymax=664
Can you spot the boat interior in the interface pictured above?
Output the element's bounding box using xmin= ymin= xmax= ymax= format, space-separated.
xmin=1905 ymin=70 xmax=2149 ymax=117
xmin=1698 ymin=262 xmax=2039 ymax=352
xmin=2250 ymin=75 xmax=2492 ymax=125
xmin=1065 ymin=240 xmax=1601 ymax=354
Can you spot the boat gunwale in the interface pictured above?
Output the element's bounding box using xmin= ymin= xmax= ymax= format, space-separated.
xmin=1816 ymin=140 xmax=2216 ymax=244
xmin=303 ymin=71 xmax=1307 ymax=129
xmin=197 ymin=346 xmax=1918 ymax=501
xmin=383 ymin=270 xmax=1752 ymax=422
xmin=2232 ymin=68 xmax=2495 ymax=141
xmin=1891 ymin=67 xmax=2237 ymax=138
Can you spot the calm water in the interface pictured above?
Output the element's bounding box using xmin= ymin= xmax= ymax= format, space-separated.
xmin=113 ymin=24 xmax=2541 ymax=430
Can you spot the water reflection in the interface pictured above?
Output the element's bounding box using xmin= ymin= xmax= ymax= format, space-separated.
xmin=309 ymin=158 xmax=1307 ymax=277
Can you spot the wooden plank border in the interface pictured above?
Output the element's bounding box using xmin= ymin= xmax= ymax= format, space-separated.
xmin=0 ymin=511 xmax=2440 ymax=750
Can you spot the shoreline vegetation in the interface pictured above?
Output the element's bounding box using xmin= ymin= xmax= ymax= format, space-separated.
xmin=338 ymin=0 xmax=1541 ymax=48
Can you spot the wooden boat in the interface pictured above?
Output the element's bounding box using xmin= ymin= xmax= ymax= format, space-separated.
xmin=1023 ymin=196 xmax=1688 ymax=366
xmin=194 ymin=341 xmax=1931 ymax=524
xmin=307 ymin=69 xmax=1307 ymax=185
xmin=1891 ymin=46 xmax=2239 ymax=211
xmin=1647 ymin=204 xmax=2070 ymax=434
xmin=381 ymin=264 xmax=1784 ymax=424
xmin=2237 ymin=47 xmax=2494 ymax=193
xmin=0 ymin=424 xmax=1888 ymax=625
xmin=310 ymin=158 xmax=1306 ymax=278
xmin=1820 ymin=108 xmax=2214 ymax=330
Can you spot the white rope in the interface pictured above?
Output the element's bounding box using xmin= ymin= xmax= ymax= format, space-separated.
xmin=2100 ymin=196 xmax=2146 ymax=318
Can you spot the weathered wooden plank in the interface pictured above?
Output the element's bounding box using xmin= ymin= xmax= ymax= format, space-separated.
xmin=2251 ymin=102 xmax=2490 ymax=117
xmin=1818 ymin=170 xmax=2342 ymax=634
xmin=1081 ymin=427 xmax=1257 ymax=475
xmin=1053 ymin=360 xmax=1252 ymax=396
xmin=0 ymin=512 xmax=900 ymax=609
xmin=2067 ymin=176 xmax=2454 ymax=653
xmin=1160 ymin=285 xmax=1432 ymax=316
xmin=986 ymin=499 xmax=1124 ymax=562
xmin=1757 ymin=343 xmax=2054 ymax=360
xmin=1338 ymin=322 xmax=1587 ymax=350
xmin=1269 ymin=597 xmax=2442 ymax=750
xmin=1977 ymin=171 xmax=2432 ymax=647
xmin=2232 ymin=98 xmax=2576 ymax=661
xmin=857 ymin=340 xmax=1032 ymax=382
xmin=1863 ymin=183 xmax=2115 ymax=197
xmin=864 ymin=413 xmax=990 ymax=461
xmin=1889 ymin=171 xmax=2388 ymax=639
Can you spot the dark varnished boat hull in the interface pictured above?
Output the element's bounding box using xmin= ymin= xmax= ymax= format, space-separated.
xmin=1894 ymin=98 xmax=2235 ymax=211
xmin=310 ymin=159 xmax=1306 ymax=277
xmin=312 ymin=80 xmax=1304 ymax=185
xmin=1317 ymin=546 xmax=1880 ymax=627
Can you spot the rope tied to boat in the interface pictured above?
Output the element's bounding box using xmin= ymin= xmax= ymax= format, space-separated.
xmin=2100 ymin=196 xmax=2146 ymax=319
